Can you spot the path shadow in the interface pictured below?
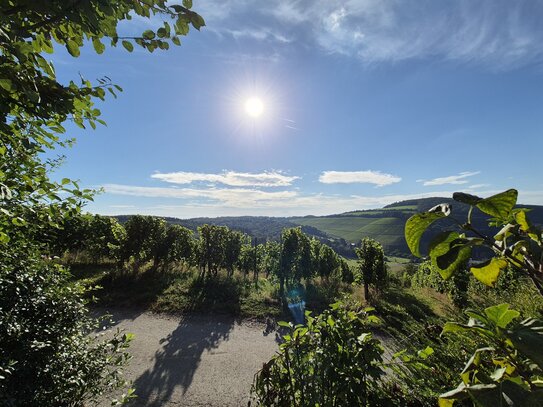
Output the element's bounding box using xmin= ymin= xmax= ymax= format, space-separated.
xmin=91 ymin=307 xmax=146 ymax=331
xmin=129 ymin=315 xmax=235 ymax=406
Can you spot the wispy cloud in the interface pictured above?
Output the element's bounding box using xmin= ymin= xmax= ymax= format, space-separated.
xmin=200 ymin=0 xmax=543 ymax=70
xmin=99 ymin=182 xmax=476 ymax=217
xmin=419 ymin=171 xmax=480 ymax=186
xmin=102 ymin=183 xmax=445 ymax=215
xmin=213 ymin=27 xmax=291 ymax=43
xmin=466 ymin=183 xmax=490 ymax=190
xmin=319 ymin=170 xmax=401 ymax=187
xmin=103 ymin=184 xmax=297 ymax=206
xmin=151 ymin=170 xmax=299 ymax=187
xmin=97 ymin=181 xmax=543 ymax=217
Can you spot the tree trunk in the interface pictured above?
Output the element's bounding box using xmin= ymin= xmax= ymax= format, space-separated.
xmin=364 ymin=281 xmax=369 ymax=300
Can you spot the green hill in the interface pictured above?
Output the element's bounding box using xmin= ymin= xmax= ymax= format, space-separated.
xmin=291 ymin=197 xmax=543 ymax=258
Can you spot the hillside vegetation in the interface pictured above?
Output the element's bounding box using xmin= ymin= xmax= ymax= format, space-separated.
xmin=118 ymin=198 xmax=543 ymax=259
xmin=292 ymin=197 xmax=543 ymax=258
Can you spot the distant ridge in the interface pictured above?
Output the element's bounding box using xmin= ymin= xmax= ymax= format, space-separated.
xmin=291 ymin=197 xmax=543 ymax=258
xmin=115 ymin=197 xmax=543 ymax=259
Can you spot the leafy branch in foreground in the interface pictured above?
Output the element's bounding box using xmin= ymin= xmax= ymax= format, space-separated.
xmin=405 ymin=189 xmax=542 ymax=294
xmin=405 ymin=189 xmax=543 ymax=406
xmin=438 ymin=304 xmax=543 ymax=406
xmin=1 ymin=1 xmax=204 ymax=404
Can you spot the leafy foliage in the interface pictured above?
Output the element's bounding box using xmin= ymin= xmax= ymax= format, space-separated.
xmin=439 ymin=304 xmax=543 ymax=406
xmin=0 ymin=1 xmax=204 ymax=404
xmin=404 ymin=189 xmax=543 ymax=293
xmin=411 ymin=260 xmax=469 ymax=309
xmin=120 ymin=215 xmax=166 ymax=267
xmin=0 ymin=244 xmax=132 ymax=406
xmin=251 ymin=302 xmax=391 ymax=406
xmin=279 ymin=227 xmax=312 ymax=296
xmin=45 ymin=213 xmax=125 ymax=263
xmin=405 ymin=189 xmax=543 ymax=406
xmin=355 ymin=237 xmax=387 ymax=298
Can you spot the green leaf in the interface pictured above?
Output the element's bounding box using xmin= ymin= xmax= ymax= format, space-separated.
xmin=476 ymin=189 xmax=518 ymax=220
xmin=465 ymin=383 xmax=503 ymax=406
xmin=438 ymin=399 xmax=455 ymax=407
xmin=442 ymin=322 xmax=473 ymax=335
xmin=191 ymin=14 xmax=206 ymax=30
xmin=12 ymin=217 xmax=27 ymax=226
xmin=470 ymin=258 xmax=508 ymax=287
xmin=92 ymin=38 xmax=105 ymax=54
xmin=172 ymin=36 xmax=181 ymax=46
xmin=417 ymin=346 xmax=434 ymax=360
xmin=66 ymin=40 xmax=80 ymax=57
xmin=461 ymin=347 xmax=494 ymax=376
xmin=0 ymin=79 xmax=13 ymax=91
xmin=429 ymin=232 xmax=471 ymax=279
xmin=157 ymin=27 xmax=168 ymax=38
xmin=142 ymin=30 xmax=156 ymax=40
xmin=484 ymin=303 xmax=520 ymax=328
xmin=515 ymin=210 xmax=540 ymax=242
xmin=515 ymin=210 xmax=531 ymax=232
xmin=36 ymin=55 xmax=55 ymax=77
xmin=277 ymin=321 xmax=291 ymax=328
xmin=405 ymin=210 xmax=449 ymax=257
xmin=175 ymin=20 xmax=190 ymax=35
xmin=122 ymin=40 xmax=134 ymax=52
xmin=183 ymin=0 xmax=193 ymax=8
xmin=0 ymin=232 xmax=10 ymax=244
xmin=507 ymin=318 xmax=543 ymax=369
xmin=453 ymin=192 xmax=482 ymax=206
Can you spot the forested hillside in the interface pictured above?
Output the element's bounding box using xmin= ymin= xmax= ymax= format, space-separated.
xmin=116 ymin=215 xmax=357 ymax=258
xmin=117 ymin=198 xmax=543 ymax=259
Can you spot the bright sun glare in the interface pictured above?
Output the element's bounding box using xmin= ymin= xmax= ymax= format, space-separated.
xmin=245 ymin=97 xmax=264 ymax=118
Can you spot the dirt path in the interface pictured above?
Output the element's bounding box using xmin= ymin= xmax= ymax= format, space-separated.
xmin=98 ymin=309 xmax=279 ymax=407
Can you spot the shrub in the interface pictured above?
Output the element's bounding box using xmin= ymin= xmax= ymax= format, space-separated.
xmin=0 ymin=245 xmax=132 ymax=406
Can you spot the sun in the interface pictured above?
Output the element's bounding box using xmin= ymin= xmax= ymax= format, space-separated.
xmin=245 ymin=97 xmax=264 ymax=118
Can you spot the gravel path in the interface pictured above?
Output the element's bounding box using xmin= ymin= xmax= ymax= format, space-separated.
xmin=98 ymin=309 xmax=279 ymax=407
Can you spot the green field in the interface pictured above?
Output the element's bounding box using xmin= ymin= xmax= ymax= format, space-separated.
xmin=291 ymin=215 xmax=407 ymax=250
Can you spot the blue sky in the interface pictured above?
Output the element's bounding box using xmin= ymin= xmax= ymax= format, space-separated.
xmin=51 ymin=0 xmax=543 ymax=217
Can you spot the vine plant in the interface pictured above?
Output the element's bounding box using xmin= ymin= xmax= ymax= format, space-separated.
xmin=405 ymin=189 xmax=543 ymax=406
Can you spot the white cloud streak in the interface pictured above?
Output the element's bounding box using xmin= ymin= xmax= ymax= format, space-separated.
xmin=419 ymin=171 xmax=480 ymax=186
xmin=467 ymin=183 xmax=490 ymax=190
xmin=97 ymin=182 xmax=543 ymax=218
xmin=319 ymin=170 xmax=401 ymax=186
xmin=200 ymin=0 xmax=543 ymax=70
xmin=151 ymin=170 xmax=299 ymax=187
xmin=101 ymin=183 xmax=449 ymax=216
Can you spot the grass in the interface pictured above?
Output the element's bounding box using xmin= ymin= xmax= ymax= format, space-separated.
xmin=154 ymin=271 xmax=282 ymax=319
xmin=290 ymin=215 xmax=408 ymax=250
xmin=72 ymin=260 xmax=362 ymax=321
xmin=344 ymin=257 xmax=412 ymax=274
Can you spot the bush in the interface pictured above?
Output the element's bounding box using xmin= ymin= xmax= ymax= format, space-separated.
xmin=411 ymin=261 xmax=469 ymax=309
xmin=251 ymin=301 xmax=393 ymax=406
xmin=0 ymin=245 xmax=132 ymax=406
